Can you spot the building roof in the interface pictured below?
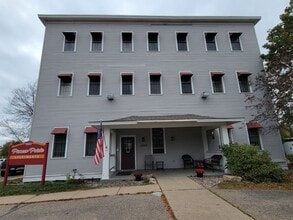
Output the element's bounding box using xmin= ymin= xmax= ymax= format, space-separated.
xmin=38 ymin=14 xmax=261 ymax=26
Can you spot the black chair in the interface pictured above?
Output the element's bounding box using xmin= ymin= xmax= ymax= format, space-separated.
xmin=181 ymin=154 xmax=195 ymax=169
xmin=204 ymin=155 xmax=223 ymax=170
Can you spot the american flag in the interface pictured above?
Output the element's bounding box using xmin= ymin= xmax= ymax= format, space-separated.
xmin=94 ymin=123 xmax=104 ymax=164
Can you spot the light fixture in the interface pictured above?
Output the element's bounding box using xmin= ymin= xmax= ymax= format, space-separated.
xmin=201 ymin=92 xmax=209 ymax=99
xmin=107 ymin=93 xmax=114 ymax=101
xmin=171 ymin=136 xmax=175 ymax=141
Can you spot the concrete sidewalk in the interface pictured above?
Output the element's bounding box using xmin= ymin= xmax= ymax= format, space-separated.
xmin=155 ymin=171 xmax=253 ymax=220
xmin=0 ymin=184 xmax=160 ymax=205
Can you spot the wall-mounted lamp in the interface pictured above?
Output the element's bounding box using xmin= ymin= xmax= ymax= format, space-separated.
xmin=141 ymin=137 xmax=145 ymax=142
xmin=171 ymin=136 xmax=175 ymax=141
xmin=107 ymin=93 xmax=114 ymax=101
xmin=201 ymin=92 xmax=209 ymax=99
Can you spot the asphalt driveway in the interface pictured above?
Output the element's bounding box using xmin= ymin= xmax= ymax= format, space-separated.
xmin=211 ymin=189 xmax=293 ymax=220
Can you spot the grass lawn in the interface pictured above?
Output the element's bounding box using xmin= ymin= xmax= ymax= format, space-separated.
xmin=217 ymin=171 xmax=293 ymax=191
xmin=0 ymin=178 xmax=91 ymax=197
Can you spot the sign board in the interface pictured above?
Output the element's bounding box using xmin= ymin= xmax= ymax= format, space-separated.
xmin=3 ymin=141 xmax=49 ymax=186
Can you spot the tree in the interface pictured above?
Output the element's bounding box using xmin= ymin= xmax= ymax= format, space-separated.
xmin=0 ymin=81 xmax=37 ymax=141
xmin=0 ymin=140 xmax=21 ymax=157
xmin=246 ymin=1 xmax=293 ymax=135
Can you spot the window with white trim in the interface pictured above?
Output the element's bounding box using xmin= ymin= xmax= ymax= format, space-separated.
xmin=211 ymin=73 xmax=224 ymax=93
xmin=248 ymin=128 xmax=261 ymax=148
xmin=152 ymin=128 xmax=165 ymax=154
xmin=149 ymin=73 xmax=162 ymax=95
xmin=52 ymin=134 xmax=67 ymax=157
xmin=91 ymin=32 xmax=103 ymax=52
xmin=58 ymin=74 xmax=72 ymax=96
xmin=148 ymin=32 xmax=159 ymax=51
xmin=121 ymin=32 xmax=133 ymax=52
xmin=229 ymin=33 xmax=242 ymax=51
xmin=237 ymin=72 xmax=251 ymax=93
xmin=85 ymin=133 xmax=97 ymax=156
xmin=121 ymin=74 xmax=133 ymax=95
xmin=180 ymin=73 xmax=193 ymax=94
xmin=205 ymin=32 xmax=217 ymax=51
xmin=63 ymin=32 xmax=76 ymax=52
xmin=88 ymin=74 xmax=101 ymax=95
xmin=176 ymin=33 xmax=188 ymax=51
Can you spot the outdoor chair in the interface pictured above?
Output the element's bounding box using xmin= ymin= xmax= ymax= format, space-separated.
xmin=204 ymin=154 xmax=223 ymax=170
xmin=144 ymin=155 xmax=154 ymax=170
xmin=181 ymin=154 xmax=195 ymax=169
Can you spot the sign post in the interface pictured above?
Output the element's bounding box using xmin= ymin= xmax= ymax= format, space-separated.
xmin=3 ymin=141 xmax=49 ymax=186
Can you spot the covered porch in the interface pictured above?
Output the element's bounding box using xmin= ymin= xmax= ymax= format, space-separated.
xmin=91 ymin=114 xmax=243 ymax=180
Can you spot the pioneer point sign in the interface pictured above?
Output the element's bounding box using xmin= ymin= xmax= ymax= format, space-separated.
xmin=3 ymin=141 xmax=49 ymax=186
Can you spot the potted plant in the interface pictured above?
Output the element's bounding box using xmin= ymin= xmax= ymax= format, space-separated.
xmin=133 ymin=172 xmax=143 ymax=181
xmin=195 ymin=168 xmax=204 ymax=177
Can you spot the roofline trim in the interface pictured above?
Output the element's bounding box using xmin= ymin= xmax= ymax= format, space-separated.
xmin=38 ymin=14 xmax=261 ymax=26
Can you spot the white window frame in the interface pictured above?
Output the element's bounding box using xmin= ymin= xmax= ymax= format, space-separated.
xmin=228 ymin=32 xmax=243 ymax=51
xmin=175 ymin=32 xmax=189 ymax=52
xmin=83 ymin=127 xmax=97 ymax=157
xmin=179 ymin=72 xmax=194 ymax=94
xmin=210 ymin=72 xmax=226 ymax=94
xmin=121 ymin=32 xmax=134 ymax=52
xmin=90 ymin=31 xmax=104 ymax=52
xmin=57 ymin=73 xmax=74 ymax=97
xmin=62 ymin=31 xmax=77 ymax=52
xmin=236 ymin=71 xmax=252 ymax=93
xmin=87 ymin=72 xmax=102 ymax=96
xmin=120 ymin=72 xmax=135 ymax=95
xmin=51 ymin=127 xmax=69 ymax=159
xmin=150 ymin=128 xmax=166 ymax=154
xmin=147 ymin=32 xmax=160 ymax=52
xmin=148 ymin=72 xmax=163 ymax=95
xmin=204 ymin=32 xmax=218 ymax=51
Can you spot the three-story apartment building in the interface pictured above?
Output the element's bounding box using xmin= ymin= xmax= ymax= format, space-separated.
xmin=25 ymin=15 xmax=287 ymax=182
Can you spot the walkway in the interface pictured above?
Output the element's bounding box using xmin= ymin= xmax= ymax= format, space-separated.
xmin=155 ymin=170 xmax=252 ymax=220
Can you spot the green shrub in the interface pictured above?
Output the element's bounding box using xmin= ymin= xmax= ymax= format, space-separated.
xmin=286 ymin=154 xmax=293 ymax=163
xmin=222 ymin=144 xmax=285 ymax=183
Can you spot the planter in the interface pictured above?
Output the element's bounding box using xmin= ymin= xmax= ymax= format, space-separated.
xmin=196 ymin=173 xmax=204 ymax=177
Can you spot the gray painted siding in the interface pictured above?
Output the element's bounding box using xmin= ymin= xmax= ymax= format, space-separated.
xmin=27 ymin=19 xmax=286 ymax=181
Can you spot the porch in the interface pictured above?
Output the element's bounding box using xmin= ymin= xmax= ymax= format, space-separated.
xmin=90 ymin=114 xmax=243 ymax=180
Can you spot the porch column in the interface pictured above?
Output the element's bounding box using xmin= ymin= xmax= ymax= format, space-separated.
xmin=219 ymin=125 xmax=229 ymax=173
xmin=102 ymin=127 xmax=110 ymax=180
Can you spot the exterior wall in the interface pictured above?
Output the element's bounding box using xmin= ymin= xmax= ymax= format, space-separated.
xmin=26 ymin=16 xmax=287 ymax=181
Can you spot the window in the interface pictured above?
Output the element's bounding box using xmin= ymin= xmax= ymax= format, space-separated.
xmin=63 ymin=32 xmax=76 ymax=52
xmin=121 ymin=32 xmax=133 ymax=52
xmin=180 ymin=72 xmax=193 ymax=94
xmin=237 ymin=72 xmax=251 ymax=93
xmin=84 ymin=127 xmax=98 ymax=156
xmin=205 ymin=32 xmax=217 ymax=51
xmin=121 ymin=73 xmax=133 ymax=95
xmin=51 ymin=128 xmax=68 ymax=158
xmin=88 ymin=73 xmax=101 ymax=95
xmin=248 ymin=128 xmax=261 ymax=147
xmin=176 ymin=33 xmax=188 ymax=51
xmin=91 ymin=32 xmax=103 ymax=52
xmin=148 ymin=32 xmax=159 ymax=51
xmin=149 ymin=73 xmax=162 ymax=95
xmin=211 ymin=72 xmax=224 ymax=93
xmin=152 ymin=128 xmax=165 ymax=154
xmin=229 ymin=33 xmax=242 ymax=51
xmin=58 ymin=74 xmax=72 ymax=96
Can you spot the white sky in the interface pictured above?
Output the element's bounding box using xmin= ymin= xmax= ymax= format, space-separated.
xmin=0 ymin=0 xmax=289 ymax=145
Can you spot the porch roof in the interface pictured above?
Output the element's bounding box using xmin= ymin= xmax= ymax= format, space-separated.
xmin=90 ymin=114 xmax=244 ymax=129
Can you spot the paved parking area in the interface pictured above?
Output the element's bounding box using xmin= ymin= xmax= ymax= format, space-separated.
xmin=211 ymin=189 xmax=293 ymax=220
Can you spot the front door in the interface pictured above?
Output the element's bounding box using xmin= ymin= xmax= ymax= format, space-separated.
xmin=121 ymin=136 xmax=135 ymax=170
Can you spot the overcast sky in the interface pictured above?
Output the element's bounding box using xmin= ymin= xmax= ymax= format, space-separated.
xmin=0 ymin=0 xmax=289 ymax=145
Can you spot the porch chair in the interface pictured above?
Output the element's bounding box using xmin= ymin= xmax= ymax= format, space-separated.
xmin=144 ymin=155 xmax=154 ymax=170
xmin=181 ymin=154 xmax=195 ymax=169
xmin=204 ymin=154 xmax=223 ymax=171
